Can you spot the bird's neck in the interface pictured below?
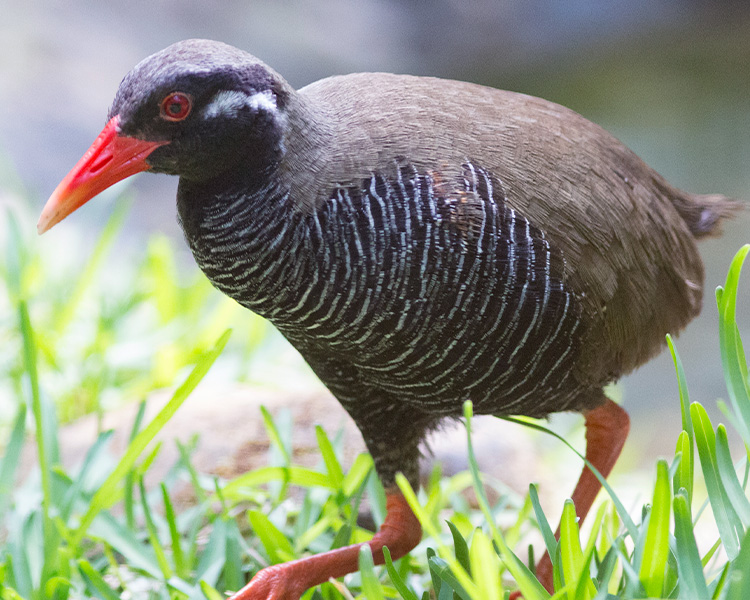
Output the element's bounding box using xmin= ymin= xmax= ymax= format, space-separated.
xmin=176 ymin=93 xmax=339 ymax=320
xmin=176 ymin=166 xmax=308 ymax=317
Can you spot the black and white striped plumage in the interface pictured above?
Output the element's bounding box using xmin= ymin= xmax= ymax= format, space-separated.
xmin=180 ymin=159 xmax=583 ymax=484
xmin=107 ymin=39 xmax=735 ymax=489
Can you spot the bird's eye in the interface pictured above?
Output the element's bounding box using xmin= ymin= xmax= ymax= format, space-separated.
xmin=160 ymin=92 xmax=192 ymax=121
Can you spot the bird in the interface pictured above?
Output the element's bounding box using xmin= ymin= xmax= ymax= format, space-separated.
xmin=39 ymin=39 xmax=739 ymax=599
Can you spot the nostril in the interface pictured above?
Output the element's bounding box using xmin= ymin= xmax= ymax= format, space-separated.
xmin=89 ymin=153 xmax=113 ymax=175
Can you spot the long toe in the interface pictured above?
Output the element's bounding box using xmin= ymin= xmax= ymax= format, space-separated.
xmin=229 ymin=564 xmax=306 ymax=600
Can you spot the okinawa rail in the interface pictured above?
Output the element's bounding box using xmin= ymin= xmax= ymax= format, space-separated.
xmin=39 ymin=39 xmax=739 ymax=598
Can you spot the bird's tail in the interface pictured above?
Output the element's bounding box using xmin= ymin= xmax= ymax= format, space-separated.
xmin=668 ymin=187 xmax=744 ymax=239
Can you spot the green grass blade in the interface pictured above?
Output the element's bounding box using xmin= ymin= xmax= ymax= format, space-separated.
xmin=359 ymin=545 xmax=386 ymax=600
xmin=18 ymin=296 xmax=64 ymax=595
xmin=608 ymin=535 xmax=644 ymax=598
xmin=260 ymin=405 xmax=292 ymax=465
xmin=71 ymin=329 xmax=231 ymax=546
xmin=559 ymin=499 xmax=595 ymax=600
xmin=382 ymin=546 xmax=419 ymax=600
xmin=716 ymin=245 xmax=750 ymax=442
xmin=714 ymin=424 xmax=750 ymax=526
xmin=315 ymin=425 xmax=345 ymax=489
xmin=294 ymin=507 xmax=335 ymax=551
xmin=701 ymin=537 xmax=723 ymax=569
xmin=77 ymin=559 xmax=120 ymax=600
xmin=716 ymin=400 xmax=749 ymax=451
xmin=579 ymin=502 xmax=607 ymax=590
xmin=710 ymin=563 xmax=730 ymax=600
xmin=572 ymin=542 xmax=598 ymax=600
xmin=690 ymin=402 xmax=742 ymax=559
xmin=222 ymin=466 xmax=333 ymax=500
xmin=343 ymin=460 xmax=369 ymax=541
xmin=5 ymin=209 xmax=25 ymax=300
xmin=222 ymin=520 xmax=244 ymax=593
xmin=667 ymin=335 xmax=693 ymax=438
xmin=260 ymin=406 xmax=292 ymax=501
xmin=342 ymin=452 xmax=375 ymax=499
xmin=668 ymin=335 xmax=694 ymax=502
xmin=194 ymin=518 xmax=228 ymax=586
xmin=673 ymin=432 xmax=693 ymax=503
xmin=426 ymin=547 xmax=443 ymax=599
xmin=722 ymin=526 xmax=750 ymax=599
xmin=506 ymin=493 xmax=534 ymax=554
xmin=447 ymin=521 xmax=471 ymax=575
xmin=365 ymin=468 xmax=387 ymax=530
xmin=672 ymin=492 xmax=709 ymax=599
xmin=139 ymin=478 xmax=173 ymax=580
xmin=591 ymin=548 xmax=617 ymax=600
xmin=18 ymin=299 xmax=49 ymax=518
xmin=639 ymin=459 xmax=671 ymax=598
xmin=161 ymin=484 xmax=187 ymax=579
xmin=0 ymin=403 xmax=27 ymax=521
xmin=464 ymin=403 xmax=548 ymax=599
xmin=428 ymin=556 xmax=473 ymax=600
xmin=88 ymin=513 xmax=162 ymax=578
xmin=44 ymin=574 xmax=72 ymax=600
xmin=559 ymin=500 xmax=581 ymax=595
xmin=529 ymin=484 xmax=558 ymax=570
xmin=125 ymin=400 xmax=148 ymax=530
xmin=59 ymin=429 xmax=114 ymax=522
xmin=330 ymin=523 xmax=353 ymax=550
xmin=396 ymin=474 xmax=480 ymax=600
xmin=199 ymin=579 xmax=226 ymax=600
xmin=7 ymin=518 xmax=35 ymax=598
xmin=176 ymin=437 xmax=209 ymax=505
xmin=0 ymin=586 xmax=26 ymax=600
xmin=470 ymin=528 xmax=502 ymax=600
xmin=247 ymin=509 xmax=296 ymax=564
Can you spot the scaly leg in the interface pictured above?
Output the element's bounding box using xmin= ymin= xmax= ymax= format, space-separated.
xmin=228 ymin=491 xmax=421 ymax=600
xmin=532 ymin=398 xmax=630 ymax=594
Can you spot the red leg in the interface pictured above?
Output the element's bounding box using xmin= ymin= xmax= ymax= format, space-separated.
xmin=228 ymin=492 xmax=421 ymax=600
xmin=533 ymin=398 xmax=630 ymax=593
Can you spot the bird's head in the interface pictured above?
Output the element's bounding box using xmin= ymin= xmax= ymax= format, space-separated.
xmin=38 ymin=39 xmax=291 ymax=234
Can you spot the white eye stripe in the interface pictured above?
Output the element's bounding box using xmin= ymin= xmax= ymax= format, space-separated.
xmin=202 ymin=90 xmax=277 ymax=119
xmin=248 ymin=90 xmax=277 ymax=112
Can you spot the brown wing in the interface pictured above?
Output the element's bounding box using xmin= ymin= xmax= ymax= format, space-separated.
xmin=287 ymin=73 xmax=717 ymax=384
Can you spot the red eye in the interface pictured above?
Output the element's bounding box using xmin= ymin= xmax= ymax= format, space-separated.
xmin=160 ymin=92 xmax=192 ymax=121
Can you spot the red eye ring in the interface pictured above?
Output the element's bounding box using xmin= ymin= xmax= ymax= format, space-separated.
xmin=160 ymin=92 xmax=192 ymax=121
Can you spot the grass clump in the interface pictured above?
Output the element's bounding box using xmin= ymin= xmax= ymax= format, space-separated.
xmin=1 ymin=199 xmax=750 ymax=599
xmin=1 ymin=204 xmax=277 ymax=432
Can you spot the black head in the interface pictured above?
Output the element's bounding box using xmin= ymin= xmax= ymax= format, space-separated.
xmin=38 ymin=40 xmax=293 ymax=233
xmin=110 ymin=39 xmax=291 ymax=181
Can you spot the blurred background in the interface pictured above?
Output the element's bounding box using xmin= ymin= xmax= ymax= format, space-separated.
xmin=1 ymin=1 xmax=749 ymax=482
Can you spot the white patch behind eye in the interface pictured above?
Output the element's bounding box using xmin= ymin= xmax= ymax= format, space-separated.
xmin=248 ymin=90 xmax=277 ymax=113
xmin=203 ymin=90 xmax=277 ymax=119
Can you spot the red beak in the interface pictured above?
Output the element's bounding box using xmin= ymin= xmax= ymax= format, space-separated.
xmin=38 ymin=116 xmax=167 ymax=234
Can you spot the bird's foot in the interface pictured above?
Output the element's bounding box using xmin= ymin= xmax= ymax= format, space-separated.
xmin=226 ymin=492 xmax=421 ymax=600
xmin=227 ymin=563 xmax=306 ymax=600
